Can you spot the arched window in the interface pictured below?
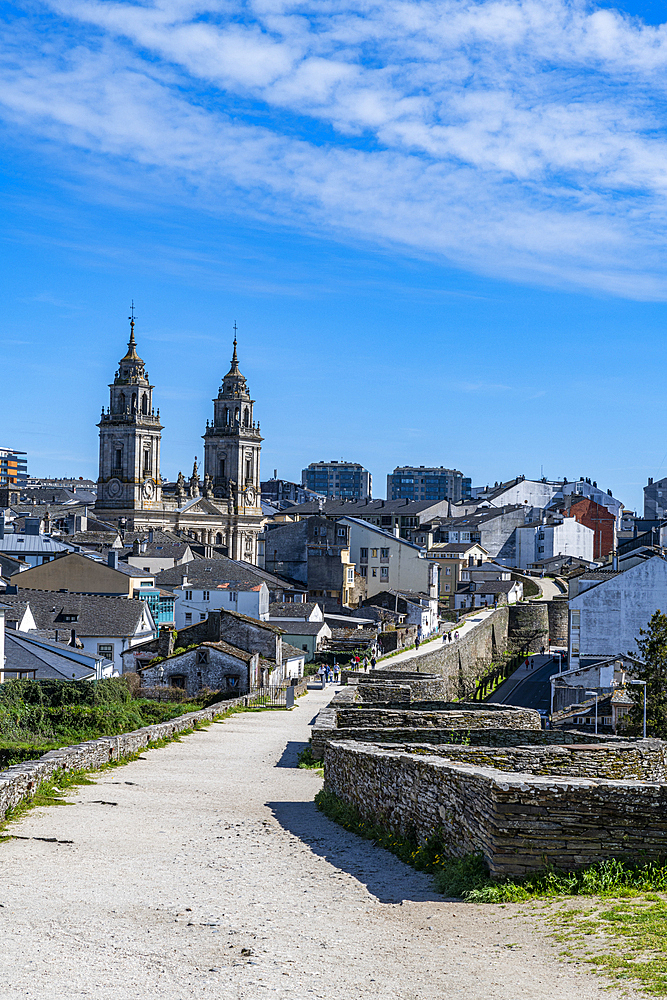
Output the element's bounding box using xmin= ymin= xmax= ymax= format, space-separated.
xmin=219 ymin=458 xmax=225 ymax=478
xmin=119 ymin=392 xmax=126 ymax=412
xmin=141 ymin=393 xmax=148 ymax=414
xmin=234 ymin=407 xmax=240 ymax=423
xmin=216 ymin=533 xmax=223 ymax=545
xmin=224 ymin=407 xmax=229 ymax=425
xmin=131 ymin=393 xmax=137 ymax=412
xmin=243 ymin=408 xmax=250 ymax=427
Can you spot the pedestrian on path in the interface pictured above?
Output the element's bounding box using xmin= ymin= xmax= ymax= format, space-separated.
xmin=454 ymin=631 xmax=459 ymax=641
xmin=370 ymin=655 xmax=376 ymax=669
xmin=415 ymin=636 xmax=420 ymax=651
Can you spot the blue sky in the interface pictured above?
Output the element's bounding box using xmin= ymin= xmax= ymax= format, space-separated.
xmin=2 ymin=0 xmax=667 ymax=513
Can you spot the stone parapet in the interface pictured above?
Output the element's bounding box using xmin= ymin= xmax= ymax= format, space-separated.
xmin=324 ymin=740 xmax=667 ymax=878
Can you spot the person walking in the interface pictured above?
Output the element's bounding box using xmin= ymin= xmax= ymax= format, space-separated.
xmin=454 ymin=630 xmax=459 ymax=641
xmin=415 ymin=635 xmax=420 ymax=651
xmin=370 ymin=655 xmax=376 ymax=669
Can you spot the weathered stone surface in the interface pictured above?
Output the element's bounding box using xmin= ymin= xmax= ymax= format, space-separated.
xmin=324 ymin=739 xmax=667 ymax=878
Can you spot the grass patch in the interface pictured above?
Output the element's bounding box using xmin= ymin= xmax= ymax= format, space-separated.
xmin=548 ymin=896 xmax=667 ymax=996
xmin=297 ymin=747 xmax=324 ymax=773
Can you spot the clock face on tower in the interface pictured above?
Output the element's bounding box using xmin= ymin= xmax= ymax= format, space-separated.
xmin=143 ymin=479 xmax=155 ymax=500
xmin=244 ymin=486 xmax=256 ymax=506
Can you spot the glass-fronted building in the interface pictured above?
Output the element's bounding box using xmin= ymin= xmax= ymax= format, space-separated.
xmin=387 ymin=466 xmax=471 ymax=503
xmin=0 ymin=448 xmax=28 ymax=485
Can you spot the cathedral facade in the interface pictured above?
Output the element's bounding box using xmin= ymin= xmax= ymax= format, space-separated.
xmin=94 ymin=318 xmax=264 ymax=563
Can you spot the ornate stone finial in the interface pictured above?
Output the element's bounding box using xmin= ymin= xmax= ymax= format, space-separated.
xmin=176 ymin=471 xmax=186 ymax=501
xmin=203 ymin=473 xmax=214 ymax=499
xmin=189 ymin=457 xmax=201 ymax=498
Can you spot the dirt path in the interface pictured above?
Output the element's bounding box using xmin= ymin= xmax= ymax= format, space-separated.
xmin=0 ymin=689 xmax=641 ymax=1000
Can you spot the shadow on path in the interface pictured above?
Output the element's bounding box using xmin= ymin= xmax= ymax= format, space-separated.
xmin=267 ymin=798 xmax=441 ymax=905
xmin=274 ymin=740 xmax=309 ymax=767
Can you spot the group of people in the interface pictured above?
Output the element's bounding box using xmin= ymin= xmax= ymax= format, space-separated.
xmin=442 ymin=629 xmax=460 ymax=644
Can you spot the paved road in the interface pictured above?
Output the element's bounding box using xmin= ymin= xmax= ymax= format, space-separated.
xmin=488 ymin=655 xmax=561 ymax=712
xmin=0 ymin=687 xmax=634 ymax=1000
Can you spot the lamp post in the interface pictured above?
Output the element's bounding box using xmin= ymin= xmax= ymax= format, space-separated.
xmin=585 ymin=690 xmax=599 ymax=735
xmin=627 ymin=679 xmax=647 ymax=739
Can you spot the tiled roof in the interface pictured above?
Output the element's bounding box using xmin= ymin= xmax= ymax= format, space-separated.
xmin=281 ymin=642 xmax=307 ymax=660
xmin=268 ymin=601 xmax=319 ymax=618
xmin=272 ymin=621 xmax=328 ymax=635
xmin=0 ymin=589 xmax=151 ymax=637
xmin=4 ymin=631 xmax=97 ymax=680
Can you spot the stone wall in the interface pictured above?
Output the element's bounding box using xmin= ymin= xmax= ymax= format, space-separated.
xmin=381 ymin=606 xmax=510 ymax=697
xmin=548 ymin=597 xmax=569 ymax=646
xmin=0 ymin=694 xmax=251 ymax=822
xmin=355 ymin=683 xmax=411 ymax=704
xmin=324 ymin=739 xmax=667 ymax=878
xmin=318 ymin=726 xmax=613 ymax=750
xmin=507 ymin=602 xmax=549 ymax=652
xmin=334 ymin=704 xmax=542 ymax=730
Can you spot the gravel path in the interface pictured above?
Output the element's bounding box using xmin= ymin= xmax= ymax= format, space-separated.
xmin=0 ymin=689 xmax=639 ymax=1000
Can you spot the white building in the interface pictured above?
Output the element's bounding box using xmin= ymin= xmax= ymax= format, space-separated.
xmin=339 ymin=516 xmax=432 ymax=598
xmin=516 ymin=515 xmax=593 ymax=570
xmin=568 ymin=555 xmax=667 ymax=669
xmin=173 ymin=578 xmax=270 ymax=629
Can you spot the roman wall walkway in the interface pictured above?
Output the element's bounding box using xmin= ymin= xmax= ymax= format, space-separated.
xmin=0 ymin=688 xmax=636 ymax=1000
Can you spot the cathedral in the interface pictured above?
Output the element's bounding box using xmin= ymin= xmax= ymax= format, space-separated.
xmin=94 ymin=316 xmax=264 ymax=563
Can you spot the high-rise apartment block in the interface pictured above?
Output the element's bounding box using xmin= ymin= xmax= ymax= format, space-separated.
xmin=0 ymin=447 xmax=28 ymax=485
xmin=387 ymin=466 xmax=471 ymax=503
xmin=302 ymin=461 xmax=372 ymax=499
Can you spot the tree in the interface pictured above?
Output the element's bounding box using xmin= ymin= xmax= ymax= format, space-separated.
xmin=622 ymin=610 xmax=667 ymax=738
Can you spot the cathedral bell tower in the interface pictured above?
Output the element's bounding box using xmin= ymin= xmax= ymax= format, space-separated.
xmin=203 ymin=332 xmax=262 ymax=513
xmin=96 ymin=309 xmax=163 ymax=512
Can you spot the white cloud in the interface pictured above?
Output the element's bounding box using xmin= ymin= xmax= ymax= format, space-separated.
xmin=1 ymin=0 xmax=667 ymax=294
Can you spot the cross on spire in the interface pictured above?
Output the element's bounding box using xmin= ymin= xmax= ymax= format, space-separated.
xmin=128 ymin=300 xmax=136 ymax=343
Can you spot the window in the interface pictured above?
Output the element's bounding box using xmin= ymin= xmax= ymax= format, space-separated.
xmin=115 ymin=448 xmax=122 ymax=469
xmin=446 ymin=567 xmax=451 ymax=576
xmin=360 ymin=548 xmax=368 ymax=562
xmin=219 ymin=459 xmax=225 ymax=478
xmin=347 ymin=568 xmax=354 ymax=582
xmin=538 ymin=546 xmax=544 ymax=553
xmin=371 ymin=548 xmax=378 ymax=558
xmin=380 ymin=567 xmax=389 ymax=579
xmin=380 ymin=548 xmax=389 ymax=559
xmin=143 ymin=566 xmax=150 ymax=572
xmin=226 ymin=676 xmax=240 ymax=689
xmin=185 ymin=590 xmax=192 ymax=601
xmin=444 ymin=585 xmax=450 ymax=593
xmin=143 ymin=449 xmax=151 ymax=473
xmin=169 ymin=675 xmax=186 ymax=689
xmin=97 ymin=643 xmax=114 ymax=659
xmin=313 ymin=527 xmax=319 ymax=536
xmin=196 ymin=649 xmax=209 ymax=665
xmin=337 ymin=528 xmax=346 ymax=537
xmin=185 ymin=613 xmax=192 ymax=623
xmin=202 ymin=590 xmax=210 ymax=601
xmin=372 ymin=568 xmax=377 ymax=577
xmin=246 ymin=459 xmax=252 ymax=481
xmin=359 ymin=566 xmax=367 ymax=577
xmin=199 ymin=613 xmax=206 ymax=621
xmin=230 ymin=592 xmax=238 ymax=601
xmin=538 ymin=532 xmax=545 ymax=540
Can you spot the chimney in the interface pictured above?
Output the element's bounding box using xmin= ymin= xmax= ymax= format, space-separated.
xmin=148 ymin=528 xmax=154 ymax=543
xmin=649 ymin=477 xmax=654 ymax=486
xmin=107 ymin=550 xmax=119 ymax=570
xmin=0 ymin=517 xmax=4 ymax=540
xmin=132 ymin=539 xmax=140 ymax=555
xmin=612 ymin=550 xmax=618 ymax=571
xmin=54 ymin=629 xmax=59 ymax=642
xmin=69 ymin=628 xmax=77 ymax=647
xmin=24 ymin=516 xmax=41 ymax=536
xmin=140 ymin=538 xmax=147 ymax=553
xmin=157 ymin=625 xmax=174 ymax=658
